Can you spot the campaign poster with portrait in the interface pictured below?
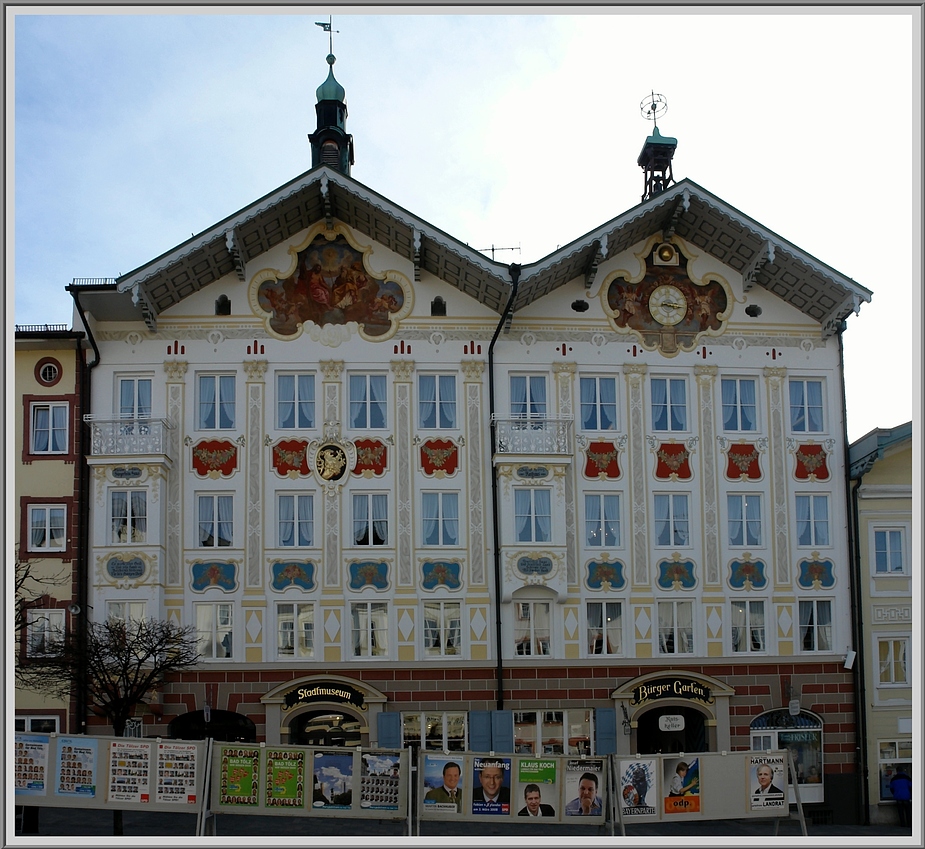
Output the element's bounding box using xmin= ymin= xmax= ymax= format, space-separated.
xmin=217 ymin=746 xmax=260 ymax=807
xmin=663 ymin=756 xmax=700 ymax=814
xmin=563 ymin=758 xmax=605 ymax=818
xmin=55 ymin=736 xmax=98 ymax=798
xmin=748 ymin=754 xmax=787 ymax=810
xmin=471 ymin=756 xmax=511 ymax=815
xmin=155 ymin=742 xmax=199 ymax=805
xmin=360 ymin=752 xmax=401 ymax=811
xmin=14 ymin=734 xmax=50 ymax=797
xmin=421 ymin=754 xmax=463 ymax=815
xmin=108 ymin=740 xmax=152 ymax=803
xmin=264 ymin=748 xmax=305 ymax=809
xmin=515 ymin=758 xmax=558 ymax=818
xmin=619 ymin=759 xmax=657 ymax=818
xmin=312 ymin=750 xmax=354 ymax=810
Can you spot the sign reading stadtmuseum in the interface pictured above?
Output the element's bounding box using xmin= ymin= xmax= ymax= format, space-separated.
xmin=630 ymin=677 xmax=714 ymax=706
xmin=283 ymin=683 xmax=366 ymax=711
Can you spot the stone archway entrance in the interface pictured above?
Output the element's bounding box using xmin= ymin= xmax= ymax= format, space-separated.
xmin=288 ymin=709 xmax=363 ymax=747
xmin=635 ymin=704 xmax=707 ymax=754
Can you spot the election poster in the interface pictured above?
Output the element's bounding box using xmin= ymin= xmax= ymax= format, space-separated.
xmin=471 ymin=756 xmax=511 ymax=815
xmin=264 ymin=748 xmax=305 ymax=809
xmin=15 ymin=734 xmax=50 ymax=797
xmin=748 ymin=753 xmax=787 ymax=810
xmin=563 ymin=758 xmax=604 ymax=817
xmin=421 ymin=754 xmax=463 ymax=815
xmin=108 ymin=740 xmax=152 ymax=803
xmin=514 ymin=758 xmax=558 ymax=818
xmin=663 ymin=756 xmax=700 ymax=814
xmin=155 ymin=741 xmax=198 ymax=805
xmin=55 ymin=737 xmax=98 ymax=798
xmin=217 ymin=745 xmax=260 ymax=807
xmin=311 ymin=750 xmax=354 ymax=810
xmin=619 ymin=759 xmax=657 ymax=818
xmin=360 ymin=751 xmax=401 ymax=811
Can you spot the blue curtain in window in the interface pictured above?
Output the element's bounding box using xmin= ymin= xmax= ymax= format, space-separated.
xmin=511 ymin=376 xmax=527 ymax=418
xmin=422 ymin=492 xmax=439 ymax=545
xmin=33 ymin=407 xmax=50 ymax=451
xmin=515 ymin=490 xmax=532 ymax=542
xmin=721 ymin=379 xmax=738 ymax=430
xmin=298 ymin=375 xmax=314 ymax=427
xmin=580 ymin=378 xmax=597 ymax=430
xmin=369 ymin=376 xmax=386 ymax=428
xmin=651 ymin=379 xmax=667 ymax=430
xmin=599 ymin=378 xmax=616 ymax=429
xmin=739 ymin=380 xmax=756 ymax=430
xmin=219 ymin=376 xmax=235 ymax=429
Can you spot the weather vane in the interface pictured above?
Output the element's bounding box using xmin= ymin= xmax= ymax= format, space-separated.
xmin=640 ymin=91 xmax=668 ymax=129
xmin=315 ymin=16 xmax=339 ymax=54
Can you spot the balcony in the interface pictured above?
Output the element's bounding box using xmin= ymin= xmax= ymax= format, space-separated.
xmin=492 ymin=417 xmax=573 ymax=456
xmin=84 ymin=416 xmax=175 ymax=458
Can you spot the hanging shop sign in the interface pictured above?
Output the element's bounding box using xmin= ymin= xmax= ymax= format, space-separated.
xmin=630 ymin=677 xmax=714 ymax=706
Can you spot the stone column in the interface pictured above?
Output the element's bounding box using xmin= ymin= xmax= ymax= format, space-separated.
xmin=162 ymin=360 xmax=187 ymax=586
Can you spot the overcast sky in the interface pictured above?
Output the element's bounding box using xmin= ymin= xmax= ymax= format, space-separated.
xmin=8 ymin=6 xmax=921 ymax=442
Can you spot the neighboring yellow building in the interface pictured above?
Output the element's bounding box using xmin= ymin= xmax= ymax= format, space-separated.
xmin=14 ymin=325 xmax=87 ymax=735
xmin=849 ymin=421 xmax=913 ymax=826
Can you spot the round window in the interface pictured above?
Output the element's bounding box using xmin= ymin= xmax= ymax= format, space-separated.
xmin=35 ymin=358 xmax=62 ymax=387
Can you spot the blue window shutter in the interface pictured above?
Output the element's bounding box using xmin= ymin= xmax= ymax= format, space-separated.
xmin=469 ymin=710 xmax=492 ymax=752
xmin=491 ymin=710 xmax=514 ymax=753
xmin=377 ymin=711 xmax=402 ymax=748
xmin=595 ymin=707 xmax=617 ymax=755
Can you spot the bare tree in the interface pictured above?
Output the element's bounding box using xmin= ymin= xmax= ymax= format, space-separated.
xmin=14 ymin=559 xmax=69 ymax=683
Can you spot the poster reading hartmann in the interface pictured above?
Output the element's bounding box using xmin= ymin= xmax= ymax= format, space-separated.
xmin=563 ymin=758 xmax=605 ymax=817
xmin=748 ymin=754 xmax=787 ymax=810
xmin=218 ymin=746 xmax=261 ymax=807
xmin=155 ymin=742 xmax=198 ymax=804
xmin=14 ymin=734 xmax=50 ymax=797
xmin=108 ymin=740 xmax=151 ymax=803
xmin=312 ymin=750 xmax=354 ymax=810
xmin=515 ymin=758 xmax=558 ymax=818
xmin=663 ymin=756 xmax=700 ymax=814
xmin=471 ymin=757 xmax=511 ymax=815
xmin=264 ymin=749 xmax=305 ymax=809
xmin=360 ymin=752 xmax=401 ymax=811
xmin=619 ymin=759 xmax=657 ymax=818
xmin=56 ymin=737 xmax=98 ymax=798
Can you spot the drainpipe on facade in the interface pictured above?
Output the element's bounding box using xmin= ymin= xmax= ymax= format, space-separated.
xmin=488 ymin=263 xmax=521 ymax=711
xmin=838 ymin=322 xmax=869 ymax=824
xmin=68 ymin=288 xmax=102 ymax=735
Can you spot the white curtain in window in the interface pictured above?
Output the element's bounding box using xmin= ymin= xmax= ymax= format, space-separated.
xmin=796 ymin=496 xmax=811 ymax=546
xmin=196 ymin=605 xmax=214 ymax=657
xmin=813 ymin=496 xmax=829 ymax=546
xmin=749 ymin=601 xmax=766 ymax=651
xmin=730 ymin=602 xmax=746 ymax=652
xmin=651 ymin=379 xmax=667 ymax=430
xmin=815 ymin=601 xmax=832 ymax=651
xmin=654 ymin=495 xmax=670 ymax=546
xmin=721 ymin=379 xmax=738 ymax=430
xmin=422 ymin=492 xmax=439 ymax=545
xmin=657 ymin=602 xmax=674 ymax=653
xmin=511 ymin=376 xmax=527 ymax=418
xmin=745 ymin=495 xmax=761 ymax=546
xmin=51 ymin=405 xmax=67 ymax=451
xmin=599 ymin=378 xmax=616 ymax=429
xmin=131 ymin=491 xmax=147 ymax=541
xmin=580 ymin=378 xmax=597 ymax=429
xmin=806 ymin=381 xmax=823 ymax=431
xmin=279 ymin=495 xmax=294 ymax=546
xmin=33 ymin=406 xmax=50 ymax=451
xmin=798 ymin=600 xmax=814 ymax=649
xmin=298 ymin=375 xmax=314 ymax=427
xmin=515 ymin=490 xmax=532 ymax=542
xmin=138 ymin=379 xmax=152 ymax=418
xmin=585 ymin=495 xmax=601 ymax=546
xmin=669 ymin=379 xmax=687 ymax=430
xmin=372 ymin=494 xmax=388 ymax=544
xmin=677 ymin=602 xmax=693 ymax=652
xmin=217 ymin=496 xmax=233 ymax=546
xmin=587 ymin=602 xmax=603 ymax=652
xmin=728 ymin=495 xmax=743 ymax=545
xmin=673 ymin=495 xmax=689 ymax=546
xmin=298 ymin=496 xmax=313 ymax=546
xmin=419 ymin=375 xmax=436 ymax=428
xmin=199 ymin=497 xmax=213 ymax=545
xmin=443 ymin=494 xmax=459 ymax=545
xmin=111 ymin=492 xmax=128 ymax=543
xmin=438 ymin=375 xmax=456 ymax=428
xmin=199 ymin=377 xmax=216 ymax=428
xmin=120 ymin=380 xmax=135 ymax=420
xmin=528 ymin=377 xmax=546 ymax=418
xmin=219 ymin=376 xmax=235 ymax=428
xmin=349 ymin=375 xmax=366 ymax=427
xmin=368 ymin=376 xmax=386 ymax=428
xmin=278 ymin=375 xmax=295 ymax=428
xmin=739 ymin=380 xmax=756 ymax=430
xmin=48 ymin=508 xmax=65 ymax=548
xmin=31 ymin=508 xmax=46 ymax=548
xmin=605 ymin=603 xmax=622 ymax=654
xmin=789 ymin=381 xmax=805 ymax=430
xmin=534 ymin=490 xmax=551 ymax=542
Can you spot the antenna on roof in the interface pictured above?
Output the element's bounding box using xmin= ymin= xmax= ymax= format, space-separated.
xmin=315 ymin=16 xmax=338 ymax=54
xmin=476 ymin=244 xmax=522 ymax=262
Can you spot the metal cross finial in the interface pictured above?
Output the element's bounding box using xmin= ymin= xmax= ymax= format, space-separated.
xmin=315 ymin=15 xmax=339 ymax=54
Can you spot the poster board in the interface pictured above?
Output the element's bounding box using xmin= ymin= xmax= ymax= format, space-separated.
xmin=614 ymin=750 xmax=793 ymax=826
xmin=418 ymin=752 xmax=607 ymax=824
xmin=209 ymin=744 xmax=408 ymax=819
xmin=13 ymin=733 xmax=209 ymax=814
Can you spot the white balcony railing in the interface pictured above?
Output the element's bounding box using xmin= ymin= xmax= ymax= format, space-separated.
xmin=493 ymin=417 xmax=573 ymax=455
xmin=84 ymin=416 xmax=174 ymax=457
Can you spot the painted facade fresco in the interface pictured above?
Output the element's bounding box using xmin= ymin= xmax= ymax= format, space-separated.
xmin=253 ymin=232 xmax=409 ymax=340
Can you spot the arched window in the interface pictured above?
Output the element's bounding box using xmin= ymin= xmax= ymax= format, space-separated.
xmin=750 ymin=708 xmax=824 ymax=801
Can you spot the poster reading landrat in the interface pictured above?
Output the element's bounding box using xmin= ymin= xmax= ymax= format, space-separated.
xmin=218 ymin=746 xmax=260 ymax=807
xmin=108 ymin=740 xmax=152 ymax=803
xmin=155 ymin=742 xmax=198 ymax=804
xmin=748 ymin=754 xmax=787 ymax=810
xmin=264 ymin=749 xmax=305 ymax=809
xmin=56 ymin=737 xmax=98 ymax=798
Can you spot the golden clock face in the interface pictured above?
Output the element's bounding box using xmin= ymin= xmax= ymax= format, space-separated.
xmin=648 ymin=284 xmax=688 ymax=326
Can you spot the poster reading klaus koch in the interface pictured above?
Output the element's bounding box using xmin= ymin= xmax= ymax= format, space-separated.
xmin=748 ymin=754 xmax=787 ymax=810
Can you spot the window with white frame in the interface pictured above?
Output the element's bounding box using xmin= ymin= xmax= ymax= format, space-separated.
xmin=107 ymin=600 xmax=146 ymax=625
xmin=26 ymin=609 xmax=65 ymax=656
xmin=118 ymin=376 xmax=152 ymax=433
xmin=352 ymin=493 xmax=388 ymax=546
xmin=586 ymin=601 xmax=622 ymax=656
xmin=422 ymin=492 xmax=459 ymax=546
xmin=654 ymin=493 xmax=690 ymax=547
xmin=27 ymin=504 xmax=66 ymax=551
xmin=727 ymin=493 xmax=762 ymax=547
xmin=277 ymin=493 xmax=314 ymax=547
xmin=877 ymin=637 xmax=909 ymax=685
xmin=878 ymin=740 xmax=913 ymax=801
xmin=14 ymin=716 xmax=59 ymax=733
xmin=730 ymin=599 xmax=766 ymax=652
xmin=31 ymin=402 xmax=68 ymax=453
xmin=349 ymin=374 xmax=387 ymax=429
xmin=277 ymin=602 xmax=314 ymax=659
xmin=579 ymin=376 xmax=618 ymax=431
xmin=513 ymin=600 xmax=551 ymax=656
xmin=873 ymin=527 xmax=906 ymax=574
xmin=351 ymin=601 xmax=389 ymax=657
xmin=657 ymin=600 xmax=693 ymax=654
xmin=276 ymin=373 xmax=315 ymax=429
xmin=795 ymin=494 xmax=829 ymax=547
xmin=750 ymin=710 xmax=824 ymax=791
xmin=198 ymin=494 xmax=233 ymax=547
xmin=789 ymin=379 xmax=824 ymax=433
xmin=798 ymin=599 xmax=832 ymax=652
xmin=510 ymin=375 xmax=547 ymax=420
xmin=514 ymin=709 xmax=593 ymax=756
xmin=423 ymin=601 xmax=461 ymax=657
xmin=198 ymin=374 xmax=235 ymax=429
xmin=110 ymin=490 xmax=147 ymax=544
xmin=651 ymin=377 xmax=687 ymax=431
xmin=402 ymin=711 xmax=467 ymax=752
xmin=195 ymin=602 xmax=233 ymax=659
xmin=418 ymin=374 xmax=457 ymax=429
xmin=584 ymin=493 xmax=621 ymax=548
xmin=515 ymin=488 xmax=552 ymax=544
xmin=721 ymin=377 xmax=757 ymax=431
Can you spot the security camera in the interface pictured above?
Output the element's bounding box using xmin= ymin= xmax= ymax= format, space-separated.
xmin=844 ymin=650 xmax=857 ymax=670
xmin=67 ymin=603 xmax=81 ymax=616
